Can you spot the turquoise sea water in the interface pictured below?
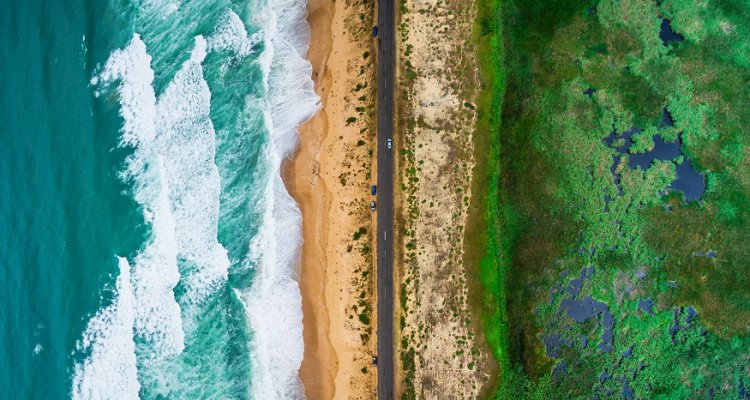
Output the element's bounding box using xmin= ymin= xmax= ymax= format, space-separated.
xmin=0 ymin=0 xmax=317 ymax=398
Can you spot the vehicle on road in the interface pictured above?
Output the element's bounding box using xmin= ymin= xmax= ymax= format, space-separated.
xmin=370 ymin=201 xmax=376 ymax=211
xmin=372 ymin=356 xmax=378 ymax=365
xmin=386 ymin=138 xmax=392 ymax=149
xmin=372 ymin=26 xmax=378 ymax=37
xmin=371 ymin=185 xmax=377 ymax=195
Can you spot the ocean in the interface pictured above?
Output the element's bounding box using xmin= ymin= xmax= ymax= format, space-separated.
xmin=0 ymin=0 xmax=317 ymax=398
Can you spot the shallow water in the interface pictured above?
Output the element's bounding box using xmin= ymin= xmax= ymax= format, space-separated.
xmin=604 ymin=128 xmax=706 ymax=201
xmin=545 ymin=266 xmax=615 ymax=356
xmin=638 ymin=298 xmax=654 ymax=314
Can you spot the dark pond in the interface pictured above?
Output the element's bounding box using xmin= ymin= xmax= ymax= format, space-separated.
xmin=686 ymin=306 xmax=697 ymax=324
xmin=567 ymin=277 xmax=584 ymax=296
xmin=546 ymin=266 xmax=615 ymax=355
xmin=669 ymin=306 xmax=698 ymax=342
xmin=604 ymin=128 xmax=706 ymax=201
xmin=660 ymin=18 xmax=685 ymax=45
xmin=622 ymin=380 xmax=634 ymax=399
xmin=660 ymin=107 xmax=674 ymax=127
xmin=544 ymin=333 xmax=572 ymax=358
xmin=560 ymin=266 xmax=615 ymax=353
xmin=694 ymin=249 xmax=717 ymax=259
xmin=739 ymin=380 xmax=749 ymax=399
xmin=599 ymin=369 xmax=610 ymax=383
xmin=637 ymin=298 xmax=654 ymax=314
xmin=563 ymin=295 xmax=609 ymax=324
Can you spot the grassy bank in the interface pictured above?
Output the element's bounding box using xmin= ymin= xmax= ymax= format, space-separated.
xmin=465 ymin=0 xmax=509 ymax=394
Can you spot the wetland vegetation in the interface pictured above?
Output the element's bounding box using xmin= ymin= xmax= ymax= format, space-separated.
xmin=471 ymin=0 xmax=750 ymax=397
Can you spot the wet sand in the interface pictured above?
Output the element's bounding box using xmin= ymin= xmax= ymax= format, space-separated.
xmin=286 ymin=0 xmax=336 ymax=397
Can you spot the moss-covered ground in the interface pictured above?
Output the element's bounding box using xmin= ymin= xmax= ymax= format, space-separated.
xmin=471 ymin=0 xmax=750 ymax=398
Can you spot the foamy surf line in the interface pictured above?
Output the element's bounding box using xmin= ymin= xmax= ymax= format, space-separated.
xmin=72 ymin=0 xmax=319 ymax=398
xmin=72 ymin=257 xmax=140 ymax=399
xmin=242 ymin=0 xmax=319 ymax=397
xmin=75 ymin=32 xmax=230 ymax=398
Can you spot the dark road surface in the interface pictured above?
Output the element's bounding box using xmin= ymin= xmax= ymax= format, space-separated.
xmin=376 ymin=0 xmax=395 ymax=397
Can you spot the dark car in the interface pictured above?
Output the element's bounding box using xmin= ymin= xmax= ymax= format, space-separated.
xmin=370 ymin=201 xmax=376 ymax=211
xmin=372 ymin=356 xmax=378 ymax=365
xmin=371 ymin=185 xmax=377 ymax=195
xmin=372 ymin=26 xmax=378 ymax=37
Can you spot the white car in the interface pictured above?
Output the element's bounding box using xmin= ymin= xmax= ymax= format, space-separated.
xmin=386 ymin=138 xmax=392 ymax=149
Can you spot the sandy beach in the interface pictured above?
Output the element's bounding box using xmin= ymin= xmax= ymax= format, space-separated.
xmin=285 ymin=0 xmax=378 ymax=398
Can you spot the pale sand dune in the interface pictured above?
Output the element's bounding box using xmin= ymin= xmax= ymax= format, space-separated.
xmin=394 ymin=0 xmax=493 ymax=397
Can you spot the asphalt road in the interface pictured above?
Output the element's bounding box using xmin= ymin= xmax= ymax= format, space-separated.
xmin=375 ymin=0 xmax=395 ymax=397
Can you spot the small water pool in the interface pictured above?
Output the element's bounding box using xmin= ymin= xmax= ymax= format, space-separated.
xmin=660 ymin=18 xmax=685 ymax=45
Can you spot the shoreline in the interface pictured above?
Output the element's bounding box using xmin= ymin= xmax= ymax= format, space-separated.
xmin=285 ymin=0 xmax=336 ymax=397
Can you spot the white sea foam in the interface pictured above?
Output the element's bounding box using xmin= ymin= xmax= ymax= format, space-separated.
xmin=92 ymin=34 xmax=157 ymax=148
xmin=74 ymin=32 xmax=233 ymax=394
xmin=129 ymin=154 xmax=185 ymax=355
xmin=242 ymin=0 xmax=320 ymax=397
xmin=95 ymin=35 xmax=186 ymax=357
xmin=72 ymin=257 xmax=140 ymax=400
xmin=74 ymin=35 xmax=183 ymax=399
xmin=94 ymin=32 xmax=230 ymax=334
xmin=243 ymin=174 xmax=306 ymax=399
xmin=208 ymin=10 xmax=260 ymax=57
xmin=154 ymin=35 xmax=230 ymax=315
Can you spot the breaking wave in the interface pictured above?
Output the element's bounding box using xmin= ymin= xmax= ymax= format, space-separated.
xmin=72 ymin=0 xmax=318 ymax=398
